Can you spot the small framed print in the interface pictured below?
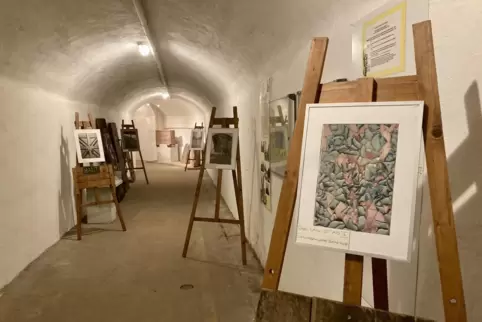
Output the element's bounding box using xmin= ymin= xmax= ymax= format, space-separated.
xmin=190 ymin=128 xmax=204 ymax=150
xmin=205 ymin=128 xmax=239 ymax=170
xmin=74 ymin=129 xmax=106 ymax=163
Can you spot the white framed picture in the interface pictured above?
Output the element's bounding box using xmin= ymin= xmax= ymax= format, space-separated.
xmin=205 ymin=128 xmax=239 ymax=170
xmin=74 ymin=129 xmax=106 ymax=163
xmin=190 ymin=128 xmax=204 ymax=150
xmin=295 ymin=101 xmax=424 ymax=262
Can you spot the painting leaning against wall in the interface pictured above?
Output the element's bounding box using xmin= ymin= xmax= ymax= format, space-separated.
xmin=314 ymin=123 xmax=399 ymax=236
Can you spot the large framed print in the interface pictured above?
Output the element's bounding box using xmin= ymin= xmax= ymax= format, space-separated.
xmin=74 ymin=129 xmax=106 ymax=163
xmin=205 ymin=128 xmax=239 ymax=170
xmin=295 ymin=101 xmax=424 ymax=262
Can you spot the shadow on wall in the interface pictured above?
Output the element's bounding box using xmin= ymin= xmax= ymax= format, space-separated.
xmin=58 ymin=126 xmax=74 ymax=236
xmin=415 ymin=81 xmax=482 ymax=320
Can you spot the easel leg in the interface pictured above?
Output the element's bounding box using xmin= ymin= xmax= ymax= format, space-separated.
xmin=182 ymin=167 xmax=205 ymax=257
xmin=111 ymin=185 xmax=127 ymax=231
xmin=184 ymin=150 xmax=190 ymax=171
xmin=232 ymin=169 xmax=247 ymax=265
xmin=372 ymin=258 xmax=389 ymax=310
xmin=75 ymin=191 xmax=82 ymax=241
xmin=214 ymin=170 xmax=223 ymax=219
xmin=138 ymin=149 xmax=149 ymax=184
xmin=343 ymin=254 xmax=363 ymax=305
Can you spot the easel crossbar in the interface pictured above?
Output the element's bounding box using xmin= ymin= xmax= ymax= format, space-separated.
xmin=193 ymin=217 xmax=242 ymax=225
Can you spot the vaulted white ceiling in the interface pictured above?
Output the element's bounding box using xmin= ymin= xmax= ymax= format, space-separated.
xmin=0 ymin=0 xmax=331 ymax=116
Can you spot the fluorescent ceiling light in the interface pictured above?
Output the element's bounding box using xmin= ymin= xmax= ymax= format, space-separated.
xmin=138 ymin=43 xmax=151 ymax=57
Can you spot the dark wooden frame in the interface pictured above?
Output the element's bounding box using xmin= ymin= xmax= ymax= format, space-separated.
xmin=121 ymin=120 xmax=149 ymax=185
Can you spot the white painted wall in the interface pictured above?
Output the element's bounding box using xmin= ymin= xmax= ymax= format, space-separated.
xmin=0 ymin=77 xmax=102 ymax=288
xmin=134 ymin=105 xmax=157 ymax=162
xmin=219 ymin=1 xmax=482 ymax=321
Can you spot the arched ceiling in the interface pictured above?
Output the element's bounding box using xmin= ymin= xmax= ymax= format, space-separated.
xmin=0 ymin=0 xmax=163 ymax=107
xmin=0 ymin=0 xmax=331 ymax=114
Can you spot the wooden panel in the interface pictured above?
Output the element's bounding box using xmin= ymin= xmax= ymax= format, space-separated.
xmin=318 ymin=80 xmax=360 ymax=103
xmin=413 ymin=21 xmax=467 ymax=321
xmin=262 ymin=38 xmax=329 ymax=290
xmin=256 ymin=290 xmax=311 ymax=322
xmin=375 ymin=76 xmax=420 ymax=102
xmin=313 ymin=298 xmax=434 ymax=322
xmin=214 ymin=170 xmax=223 ymax=219
xmin=212 ymin=117 xmax=236 ymax=126
xmin=256 ymin=290 xmax=434 ymax=322
xmin=77 ymin=179 xmax=111 ymax=190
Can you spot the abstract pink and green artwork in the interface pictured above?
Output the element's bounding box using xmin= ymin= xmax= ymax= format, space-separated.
xmin=314 ymin=124 xmax=399 ymax=235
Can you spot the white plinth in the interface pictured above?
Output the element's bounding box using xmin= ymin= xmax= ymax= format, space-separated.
xmin=83 ymin=178 xmax=123 ymax=224
xmin=157 ymin=145 xmax=179 ymax=163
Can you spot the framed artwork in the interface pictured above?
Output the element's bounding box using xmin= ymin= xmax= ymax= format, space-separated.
xmin=121 ymin=129 xmax=140 ymax=151
xmin=102 ymin=131 xmax=118 ymax=165
xmin=268 ymin=95 xmax=296 ymax=178
xmin=190 ymin=128 xmax=204 ymax=150
xmin=270 ymin=126 xmax=289 ymax=162
xmin=205 ymin=128 xmax=239 ymax=170
xmin=295 ymin=101 xmax=424 ymax=262
xmin=156 ymin=130 xmax=176 ymax=145
xmin=74 ymin=129 xmax=105 ymax=163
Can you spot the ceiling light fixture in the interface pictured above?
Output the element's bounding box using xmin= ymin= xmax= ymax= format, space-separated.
xmin=137 ymin=42 xmax=151 ymax=57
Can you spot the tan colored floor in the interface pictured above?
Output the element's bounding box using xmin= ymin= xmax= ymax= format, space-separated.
xmin=0 ymin=163 xmax=262 ymax=322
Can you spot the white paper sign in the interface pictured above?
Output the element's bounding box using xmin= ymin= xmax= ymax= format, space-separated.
xmin=297 ymin=227 xmax=350 ymax=250
xmin=362 ymin=1 xmax=407 ymax=77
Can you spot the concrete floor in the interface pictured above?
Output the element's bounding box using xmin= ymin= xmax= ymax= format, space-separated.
xmin=0 ymin=163 xmax=263 ymax=322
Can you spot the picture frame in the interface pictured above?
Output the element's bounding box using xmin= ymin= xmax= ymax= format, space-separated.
xmin=205 ymin=128 xmax=239 ymax=170
xmin=190 ymin=128 xmax=204 ymax=150
xmin=74 ymin=129 xmax=106 ymax=163
xmin=268 ymin=95 xmax=297 ymax=178
xmin=121 ymin=129 xmax=140 ymax=151
xmin=295 ymin=101 xmax=424 ymax=262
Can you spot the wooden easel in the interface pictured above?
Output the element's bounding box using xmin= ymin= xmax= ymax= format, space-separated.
xmin=184 ymin=122 xmax=204 ymax=171
xmin=121 ymin=120 xmax=149 ymax=184
xmin=258 ymin=21 xmax=466 ymax=321
xmin=182 ymin=106 xmax=247 ymax=265
xmin=73 ymin=113 xmax=127 ymax=240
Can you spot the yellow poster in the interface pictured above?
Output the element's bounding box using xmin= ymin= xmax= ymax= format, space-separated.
xmin=362 ymin=1 xmax=407 ymax=77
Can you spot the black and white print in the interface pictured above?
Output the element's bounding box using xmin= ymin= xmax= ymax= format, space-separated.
xmin=205 ymin=128 xmax=238 ymax=170
xmin=74 ymin=129 xmax=105 ymax=163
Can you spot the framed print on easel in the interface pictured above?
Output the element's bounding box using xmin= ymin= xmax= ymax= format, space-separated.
xmin=74 ymin=129 xmax=106 ymax=164
xmin=205 ymin=128 xmax=239 ymax=170
xmin=295 ymin=101 xmax=424 ymax=262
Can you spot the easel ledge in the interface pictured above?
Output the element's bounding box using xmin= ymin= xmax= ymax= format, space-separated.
xmin=259 ymin=20 xmax=466 ymax=321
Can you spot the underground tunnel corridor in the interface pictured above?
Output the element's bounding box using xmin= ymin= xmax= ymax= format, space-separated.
xmin=0 ymin=163 xmax=263 ymax=322
xmin=1 ymin=0 xmax=482 ymax=321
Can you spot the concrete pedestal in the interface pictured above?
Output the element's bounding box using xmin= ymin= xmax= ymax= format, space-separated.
xmin=157 ymin=145 xmax=179 ymax=163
